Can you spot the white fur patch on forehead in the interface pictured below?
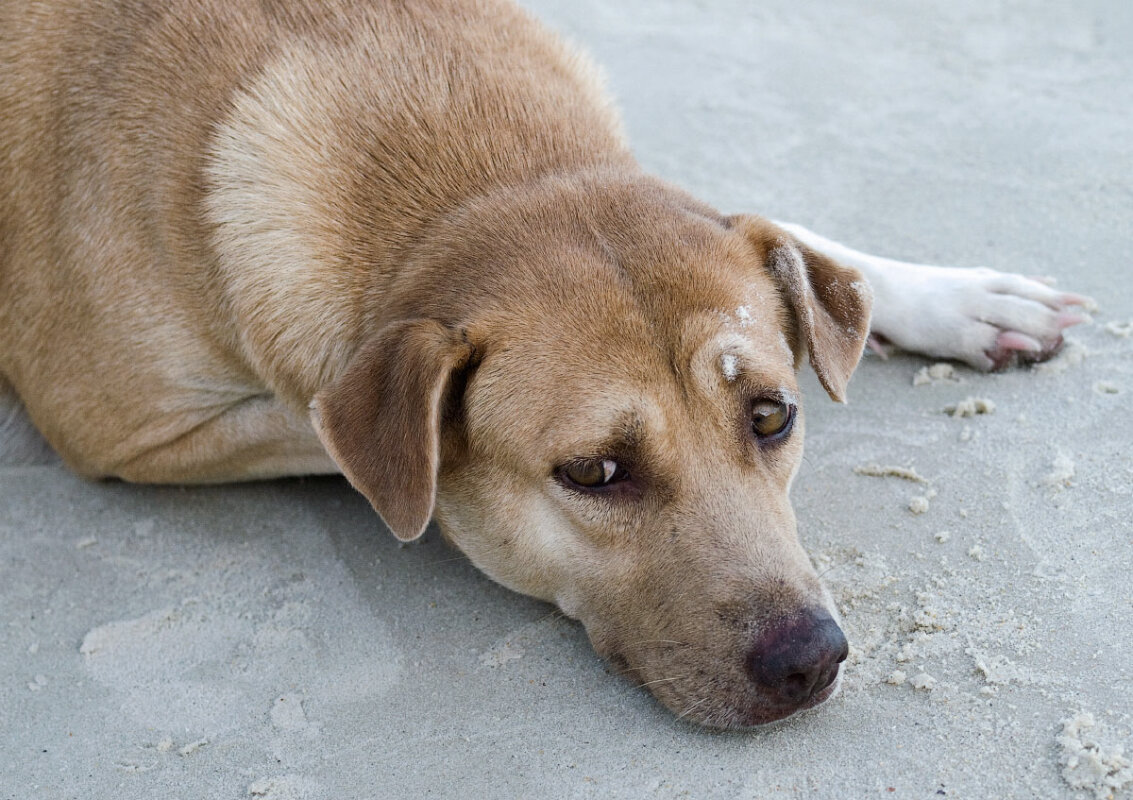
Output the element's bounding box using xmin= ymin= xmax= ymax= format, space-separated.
xmin=721 ymin=353 xmax=739 ymax=382
xmin=693 ymin=323 xmax=796 ymax=398
xmin=724 ymin=294 xmax=771 ymax=332
xmin=712 ymin=328 xmax=751 ymax=383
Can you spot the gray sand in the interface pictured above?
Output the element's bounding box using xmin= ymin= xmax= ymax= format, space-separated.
xmin=3 ymin=1 xmax=1132 ymax=798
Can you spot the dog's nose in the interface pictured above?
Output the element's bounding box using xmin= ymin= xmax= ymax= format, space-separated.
xmin=746 ymin=610 xmax=848 ymax=706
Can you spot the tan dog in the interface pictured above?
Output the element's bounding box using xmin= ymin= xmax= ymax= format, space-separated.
xmin=0 ymin=0 xmax=1089 ymax=727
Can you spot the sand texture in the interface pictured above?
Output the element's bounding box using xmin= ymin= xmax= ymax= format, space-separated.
xmin=2 ymin=0 xmax=1131 ymax=797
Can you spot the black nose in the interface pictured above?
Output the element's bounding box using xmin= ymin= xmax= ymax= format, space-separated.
xmin=746 ymin=610 xmax=849 ymax=706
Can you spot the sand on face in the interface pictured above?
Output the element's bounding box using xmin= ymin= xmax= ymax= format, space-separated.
xmin=1 ymin=0 xmax=1130 ymax=798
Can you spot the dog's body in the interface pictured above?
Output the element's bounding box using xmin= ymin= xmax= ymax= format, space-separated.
xmin=0 ymin=0 xmax=1088 ymax=727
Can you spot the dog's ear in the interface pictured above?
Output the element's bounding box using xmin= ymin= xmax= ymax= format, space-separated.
xmin=729 ymin=215 xmax=873 ymax=403
xmin=309 ymin=319 xmax=475 ymax=541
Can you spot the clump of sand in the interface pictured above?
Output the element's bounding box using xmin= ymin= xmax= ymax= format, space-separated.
xmin=944 ymin=397 xmax=996 ymax=418
xmin=1057 ymin=712 xmax=1133 ymax=799
xmin=908 ymin=496 xmax=930 ymax=515
xmin=853 ymin=463 xmax=929 ymax=484
xmin=913 ymin=363 xmax=961 ymax=386
xmin=908 ymin=488 xmax=937 ymax=515
xmin=1103 ymin=320 xmax=1133 ymax=338
xmin=909 ymin=672 xmax=936 ymax=691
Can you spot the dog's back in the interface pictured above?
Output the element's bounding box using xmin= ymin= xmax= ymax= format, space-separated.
xmin=0 ymin=0 xmax=630 ymax=475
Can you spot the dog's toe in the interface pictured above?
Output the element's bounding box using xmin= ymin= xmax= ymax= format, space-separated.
xmin=985 ymin=330 xmax=1064 ymax=371
xmin=963 ymin=273 xmax=1092 ymax=371
xmin=869 ymin=262 xmax=1094 ymax=371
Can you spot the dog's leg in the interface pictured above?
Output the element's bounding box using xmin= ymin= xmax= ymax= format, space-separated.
xmin=0 ymin=376 xmax=60 ymax=467
xmin=777 ymin=223 xmax=1093 ymax=370
xmin=107 ymin=394 xmax=338 ymax=484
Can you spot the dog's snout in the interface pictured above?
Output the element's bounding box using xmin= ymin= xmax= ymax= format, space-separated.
xmin=746 ymin=610 xmax=848 ymax=706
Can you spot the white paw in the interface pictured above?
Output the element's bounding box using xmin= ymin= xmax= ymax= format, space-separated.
xmin=869 ymin=264 xmax=1094 ymax=371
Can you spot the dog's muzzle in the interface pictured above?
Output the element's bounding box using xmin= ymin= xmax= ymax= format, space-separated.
xmin=745 ymin=608 xmax=848 ymax=708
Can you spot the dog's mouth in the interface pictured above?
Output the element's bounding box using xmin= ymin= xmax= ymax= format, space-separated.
xmin=678 ymin=665 xmax=843 ymax=729
xmin=652 ymin=660 xmax=845 ymax=730
xmin=736 ymin=663 xmax=844 ymax=727
xmin=601 ymin=609 xmax=849 ymax=729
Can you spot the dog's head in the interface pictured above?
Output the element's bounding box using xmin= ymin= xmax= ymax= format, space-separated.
xmin=311 ymin=176 xmax=871 ymax=728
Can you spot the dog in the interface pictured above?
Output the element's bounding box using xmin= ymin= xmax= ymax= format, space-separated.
xmin=0 ymin=0 xmax=1090 ymax=728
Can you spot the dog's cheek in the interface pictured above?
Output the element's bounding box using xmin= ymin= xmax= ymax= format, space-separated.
xmin=436 ymin=474 xmax=590 ymax=605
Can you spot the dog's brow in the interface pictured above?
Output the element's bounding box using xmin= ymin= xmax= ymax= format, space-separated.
xmin=679 ymin=314 xmax=799 ymax=408
xmin=570 ymin=411 xmax=645 ymax=457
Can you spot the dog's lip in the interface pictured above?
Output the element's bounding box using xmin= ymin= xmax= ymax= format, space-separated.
xmin=733 ymin=665 xmax=843 ymax=728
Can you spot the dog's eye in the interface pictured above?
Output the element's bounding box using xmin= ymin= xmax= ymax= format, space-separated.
xmin=751 ymin=399 xmax=795 ymax=442
xmin=560 ymin=458 xmax=628 ymax=490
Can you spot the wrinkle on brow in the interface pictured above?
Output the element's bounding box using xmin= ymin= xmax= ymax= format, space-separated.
xmin=677 ymin=310 xmax=799 ymax=417
xmin=559 ymin=410 xmax=645 ymax=463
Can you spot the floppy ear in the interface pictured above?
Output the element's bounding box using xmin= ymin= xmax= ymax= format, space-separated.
xmin=729 ymin=215 xmax=873 ymax=403
xmin=309 ymin=319 xmax=475 ymax=541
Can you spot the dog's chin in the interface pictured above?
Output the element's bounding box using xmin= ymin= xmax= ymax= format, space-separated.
xmin=738 ymin=667 xmax=844 ymax=728
xmin=673 ymin=664 xmax=845 ymax=730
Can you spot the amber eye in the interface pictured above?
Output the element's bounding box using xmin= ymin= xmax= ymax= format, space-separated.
xmin=560 ymin=458 xmax=628 ymax=490
xmin=751 ymin=399 xmax=795 ymax=441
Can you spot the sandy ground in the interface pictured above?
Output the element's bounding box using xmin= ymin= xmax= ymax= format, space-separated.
xmin=3 ymin=1 xmax=1132 ymax=798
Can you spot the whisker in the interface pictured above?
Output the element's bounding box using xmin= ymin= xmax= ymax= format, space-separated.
xmin=608 ymin=662 xmax=638 ymax=680
xmin=535 ymin=607 xmax=568 ymax=625
xmin=424 ymin=554 xmax=475 ymax=566
xmin=676 ymin=696 xmax=709 ymax=722
xmin=636 ymin=675 xmax=688 ymax=689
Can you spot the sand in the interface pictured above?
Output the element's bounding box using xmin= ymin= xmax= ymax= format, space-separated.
xmin=944 ymin=396 xmax=997 ymax=418
xmin=1058 ymin=713 xmax=1133 ymax=800
xmin=1105 ymin=321 xmax=1133 ymax=339
xmin=853 ymin=463 xmax=930 ymax=484
xmin=2 ymin=0 xmax=1131 ymax=798
xmin=913 ymin=363 xmax=960 ymax=387
xmin=908 ymin=494 xmax=932 ymax=515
